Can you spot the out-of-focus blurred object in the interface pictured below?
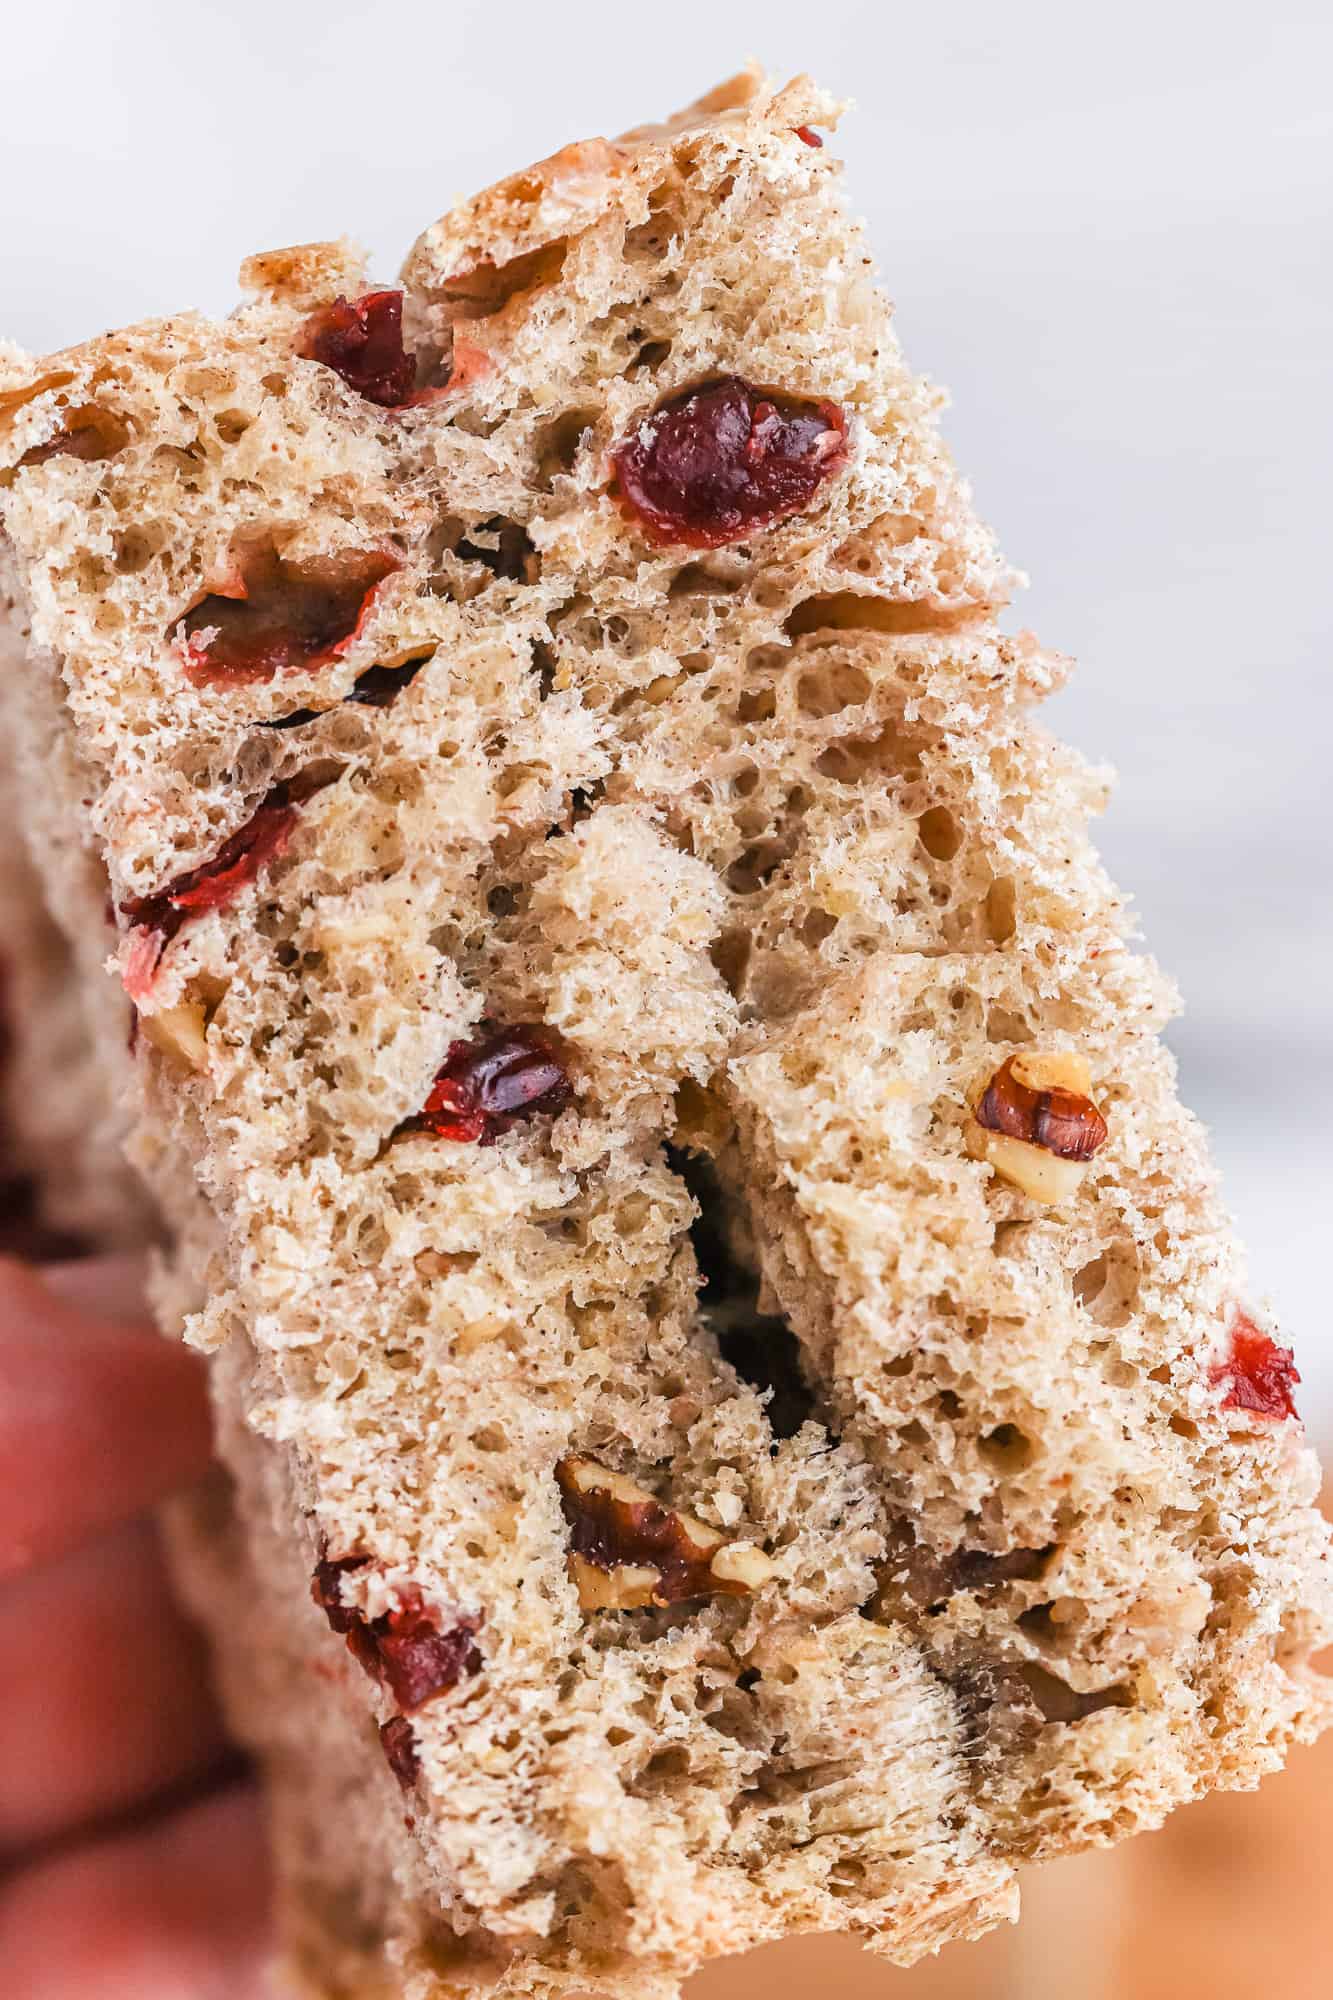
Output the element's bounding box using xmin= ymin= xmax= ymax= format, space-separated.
xmin=692 ymin=1733 xmax=1333 ymax=2000
xmin=0 ymin=820 xmax=154 ymax=1254
xmin=693 ymin=1501 xmax=1333 ymax=2000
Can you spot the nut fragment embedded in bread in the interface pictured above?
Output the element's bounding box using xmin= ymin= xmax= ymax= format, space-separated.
xmin=969 ymin=1051 xmax=1109 ymax=1203
xmin=138 ymin=997 xmax=209 ymax=1071
xmin=557 ymin=1456 xmax=774 ymax=1608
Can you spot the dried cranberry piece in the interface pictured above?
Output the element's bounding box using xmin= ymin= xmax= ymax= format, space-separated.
xmin=374 ymin=1593 xmax=485 ymax=1710
xmin=379 ymin=1716 xmax=421 ymax=1788
xmin=414 ymin=1024 xmax=571 ymax=1145
xmin=119 ymin=776 xmax=327 ymax=997
xmin=793 ymin=125 xmax=824 ymax=148
xmin=612 ymin=376 xmax=847 ymax=549
xmin=312 ymin=1564 xmax=483 ymax=1711
xmin=1210 ymin=1310 xmax=1300 ymax=1422
xmin=311 ymin=1554 xmax=373 ymax=1633
xmin=297 ymin=290 xmax=418 ymax=408
xmin=180 ymin=546 xmax=398 ymax=688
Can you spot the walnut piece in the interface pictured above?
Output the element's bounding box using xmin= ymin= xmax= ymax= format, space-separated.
xmin=968 ymin=1051 xmax=1108 ymax=1205
xmin=556 ymin=1456 xmax=775 ymax=1610
xmin=138 ymin=998 xmax=209 ymax=1071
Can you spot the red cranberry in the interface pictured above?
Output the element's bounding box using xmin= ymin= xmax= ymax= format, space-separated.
xmin=415 ymin=1024 xmax=571 ymax=1144
xmin=120 ymin=776 xmax=327 ymax=996
xmin=179 ymin=546 xmax=398 ymax=688
xmin=612 ymin=376 xmax=847 ymax=548
xmin=379 ymin=1716 xmax=421 ymax=1788
xmin=793 ymin=125 xmax=824 ymax=148
xmin=297 ymin=290 xmax=418 ymax=408
xmin=373 ymin=1592 xmax=485 ymax=1711
xmin=312 ymin=1564 xmax=483 ymax=1711
xmin=1210 ymin=1310 xmax=1300 ymax=1422
xmin=311 ymin=1554 xmax=372 ymax=1633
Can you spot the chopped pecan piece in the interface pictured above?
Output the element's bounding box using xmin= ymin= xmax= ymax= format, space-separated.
xmin=137 ymin=997 xmax=209 ymax=1071
xmin=976 ymin=1053 xmax=1108 ymax=1160
xmin=312 ymin=1561 xmax=484 ymax=1710
xmin=970 ymin=1052 xmax=1108 ymax=1204
xmin=556 ymin=1456 xmax=775 ymax=1610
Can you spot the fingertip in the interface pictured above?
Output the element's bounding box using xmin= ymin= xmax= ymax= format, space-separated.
xmin=0 ymin=1260 xmax=212 ymax=1576
xmin=39 ymin=1252 xmax=154 ymax=1324
xmin=0 ymin=1781 xmax=273 ymax=2000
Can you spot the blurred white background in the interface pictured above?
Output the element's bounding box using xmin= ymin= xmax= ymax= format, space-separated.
xmin=3 ymin=0 xmax=1329 ymax=1424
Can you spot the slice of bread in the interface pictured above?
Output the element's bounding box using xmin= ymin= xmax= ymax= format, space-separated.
xmin=1 ymin=66 xmax=1328 ymax=2000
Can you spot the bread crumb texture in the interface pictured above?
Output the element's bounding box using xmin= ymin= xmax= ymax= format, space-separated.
xmin=1 ymin=63 xmax=1328 ymax=2000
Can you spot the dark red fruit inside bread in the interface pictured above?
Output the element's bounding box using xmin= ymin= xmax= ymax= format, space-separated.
xmin=793 ymin=125 xmax=824 ymax=148
xmin=415 ymin=1025 xmax=571 ymax=1144
xmin=179 ymin=546 xmax=398 ymax=687
xmin=369 ymin=1592 xmax=485 ymax=1711
xmin=612 ymin=376 xmax=847 ymax=548
xmin=297 ymin=290 xmax=418 ymax=407
xmin=120 ymin=775 xmax=328 ymax=997
xmin=1210 ymin=1310 xmax=1300 ymax=1421
xmin=379 ymin=1717 xmax=421 ymax=1787
xmin=313 ymin=1564 xmax=483 ymax=1711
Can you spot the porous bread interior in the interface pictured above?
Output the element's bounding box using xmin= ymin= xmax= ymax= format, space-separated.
xmin=1 ymin=65 xmax=1329 ymax=2000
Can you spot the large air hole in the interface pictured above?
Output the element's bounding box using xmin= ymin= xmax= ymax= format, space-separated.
xmin=1019 ymin=1664 xmax=1132 ymax=1724
xmin=455 ymin=516 xmax=539 ymax=583
xmin=667 ymin=1147 xmax=815 ymax=1440
xmin=439 ymin=240 xmax=568 ymax=319
xmin=784 ymin=592 xmax=974 ymax=639
xmin=1071 ymin=1241 xmax=1141 ymax=1329
xmin=535 ymin=408 xmax=599 ymax=490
